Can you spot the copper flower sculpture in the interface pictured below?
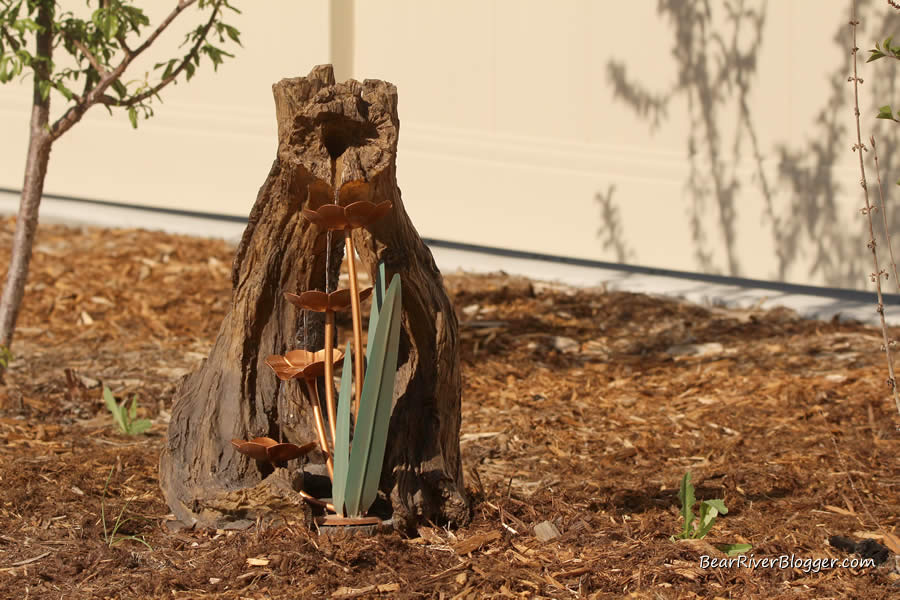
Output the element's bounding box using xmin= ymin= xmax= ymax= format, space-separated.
xmin=265 ymin=349 xmax=346 ymax=479
xmin=284 ymin=288 xmax=373 ymax=441
xmin=231 ymin=437 xmax=316 ymax=463
xmin=302 ymin=180 xmax=392 ymax=411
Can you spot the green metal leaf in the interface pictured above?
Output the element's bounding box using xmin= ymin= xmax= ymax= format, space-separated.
xmin=344 ymin=274 xmax=401 ymax=517
xmin=332 ymin=341 xmax=353 ymax=516
xmin=365 ymin=261 xmax=388 ymax=365
xmin=359 ymin=274 xmax=401 ymax=513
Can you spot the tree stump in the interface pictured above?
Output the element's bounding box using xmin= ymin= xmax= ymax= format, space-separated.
xmin=159 ymin=65 xmax=470 ymax=532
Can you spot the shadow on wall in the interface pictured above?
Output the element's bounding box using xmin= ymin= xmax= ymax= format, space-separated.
xmin=595 ymin=184 xmax=635 ymax=264
xmin=601 ymin=0 xmax=900 ymax=290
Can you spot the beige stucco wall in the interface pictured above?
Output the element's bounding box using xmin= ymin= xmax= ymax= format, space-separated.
xmin=1 ymin=0 xmax=898 ymax=290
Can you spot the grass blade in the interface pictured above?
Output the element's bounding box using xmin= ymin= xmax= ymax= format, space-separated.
xmin=332 ymin=342 xmax=353 ymax=516
xmin=678 ymin=472 xmax=695 ymax=539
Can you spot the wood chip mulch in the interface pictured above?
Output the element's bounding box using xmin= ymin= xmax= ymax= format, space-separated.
xmin=0 ymin=215 xmax=898 ymax=599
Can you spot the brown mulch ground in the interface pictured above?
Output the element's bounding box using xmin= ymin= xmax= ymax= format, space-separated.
xmin=0 ymin=216 xmax=898 ymax=599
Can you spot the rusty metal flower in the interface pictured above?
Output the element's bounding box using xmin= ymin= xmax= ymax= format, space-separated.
xmin=265 ymin=348 xmax=346 ymax=381
xmin=301 ymin=180 xmax=392 ymax=231
xmin=284 ymin=288 xmax=373 ymax=313
xmin=231 ymin=437 xmax=316 ymax=462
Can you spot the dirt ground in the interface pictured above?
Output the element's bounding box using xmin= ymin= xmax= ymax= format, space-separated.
xmin=0 ymin=217 xmax=898 ymax=599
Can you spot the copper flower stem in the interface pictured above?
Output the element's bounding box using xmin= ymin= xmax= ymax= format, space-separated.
xmin=305 ymin=378 xmax=334 ymax=480
xmin=343 ymin=227 xmax=364 ymax=415
xmin=298 ymin=489 xmax=336 ymax=513
xmin=324 ymin=310 xmax=337 ymax=442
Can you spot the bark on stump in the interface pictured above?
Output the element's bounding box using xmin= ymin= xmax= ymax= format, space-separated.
xmin=159 ymin=65 xmax=469 ymax=532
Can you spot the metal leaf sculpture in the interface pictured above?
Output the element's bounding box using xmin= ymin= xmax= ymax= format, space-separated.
xmin=342 ymin=272 xmax=402 ymax=517
xmin=331 ymin=342 xmax=354 ymax=516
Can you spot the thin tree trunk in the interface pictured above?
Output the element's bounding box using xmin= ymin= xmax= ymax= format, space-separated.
xmin=0 ymin=4 xmax=53 ymax=351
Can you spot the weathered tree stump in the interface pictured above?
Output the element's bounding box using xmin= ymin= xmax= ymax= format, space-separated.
xmin=159 ymin=65 xmax=469 ymax=532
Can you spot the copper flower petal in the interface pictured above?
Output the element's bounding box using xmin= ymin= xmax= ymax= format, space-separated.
xmin=284 ymin=291 xmax=330 ymax=312
xmin=344 ymin=201 xmax=377 ymax=227
xmin=345 ymin=200 xmax=392 ymax=227
xmin=265 ymin=355 xmax=305 ymax=381
xmin=327 ymin=287 xmax=373 ymax=311
xmin=273 ymin=348 xmax=346 ymax=380
xmin=283 ymin=349 xmax=318 ymax=367
xmin=300 ymin=348 xmax=346 ymax=379
xmin=306 ymin=180 xmax=334 ymax=210
xmin=285 ymin=288 xmax=373 ymax=312
xmin=232 ymin=437 xmax=278 ymax=461
xmin=267 ymin=441 xmax=317 ymax=462
xmin=370 ymin=200 xmax=393 ymax=221
xmin=338 ymin=180 xmax=373 ymax=207
xmin=303 ymin=205 xmax=350 ymax=230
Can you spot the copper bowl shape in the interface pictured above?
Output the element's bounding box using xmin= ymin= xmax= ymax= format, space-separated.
xmin=231 ymin=437 xmax=316 ymax=462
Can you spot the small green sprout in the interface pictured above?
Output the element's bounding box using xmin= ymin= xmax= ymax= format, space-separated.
xmin=0 ymin=345 xmax=12 ymax=370
xmin=103 ymin=386 xmax=152 ymax=435
xmin=100 ymin=467 xmax=152 ymax=550
xmin=673 ymin=471 xmax=752 ymax=557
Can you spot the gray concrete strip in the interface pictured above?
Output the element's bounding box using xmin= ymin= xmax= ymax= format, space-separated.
xmin=2 ymin=189 xmax=898 ymax=326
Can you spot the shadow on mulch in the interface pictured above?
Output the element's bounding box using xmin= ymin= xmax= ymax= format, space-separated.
xmin=0 ymin=218 xmax=898 ymax=599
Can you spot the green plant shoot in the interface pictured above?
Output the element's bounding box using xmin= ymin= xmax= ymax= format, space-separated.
xmin=673 ymin=471 xmax=751 ymax=556
xmin=103 ymin=385 xmax=151 ymax=435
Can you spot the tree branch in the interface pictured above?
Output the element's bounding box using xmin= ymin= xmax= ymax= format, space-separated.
xmin=70 ymin=39 xmax=109 ymax=78
xmin=100 ymin=1 xmax=223 ymax=108
xmin=48 ymin=0 xmax=203 ymax=141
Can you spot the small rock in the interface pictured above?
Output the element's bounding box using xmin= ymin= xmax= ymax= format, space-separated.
xmin=209 ymin=578 xmax=221 ymax=584
xmin=462 ymin=304 xmax=480 ymax=316
xmin=824 ymin=374 xmax=847 ymax=383
xmin=666 ymin=342 xmax=724 ymax=357
xmin=534 ymin=520 xmax=561 ymax=542
xmin=552 ymin=336 xmax=579 ymax=353
xmin=78 ymin=374 xmax=100 ymax=388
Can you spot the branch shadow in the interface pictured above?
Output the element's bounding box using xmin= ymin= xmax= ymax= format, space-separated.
xmin=602 ymin=0 xmax=900 ymax=289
